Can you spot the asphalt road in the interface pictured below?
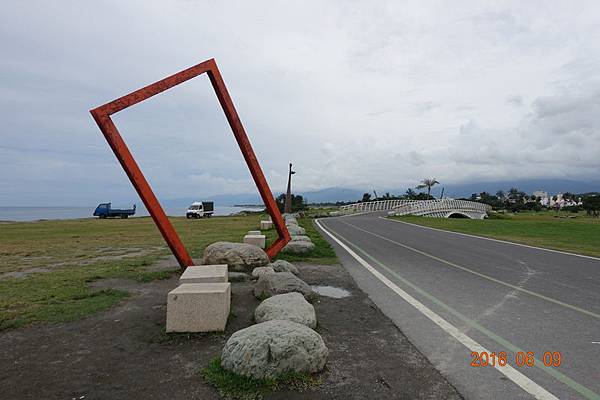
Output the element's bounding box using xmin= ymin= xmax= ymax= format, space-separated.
xmin=316 ymin=212 xmax=600 ymax=400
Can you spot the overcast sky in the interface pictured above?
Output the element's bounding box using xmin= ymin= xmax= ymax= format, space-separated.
xmin=2 ymin=1 xmax=600 ymax=205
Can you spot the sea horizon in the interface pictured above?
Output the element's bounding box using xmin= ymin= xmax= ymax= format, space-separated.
xmin=0 ymin=205 xmax=265 ymax=222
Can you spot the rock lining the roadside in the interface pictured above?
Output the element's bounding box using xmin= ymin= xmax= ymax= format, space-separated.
xmin=202 ymin=241 xmax=269 ymax=273
xmin=221 ymin=319 xmax=328 ymax=379
xmin=253 ymin=271 xmax=314 ymax=300
xmin=268 ymin=260 xmax=299 ymax=275
xmin=254 ymin=292 xmax=317 ymax=328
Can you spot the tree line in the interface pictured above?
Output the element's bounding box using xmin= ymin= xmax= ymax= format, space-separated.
xmin=356 ymin=178 xmax=600 ymax=217
xmin=465 ymin=189 xmax=600 ymax=216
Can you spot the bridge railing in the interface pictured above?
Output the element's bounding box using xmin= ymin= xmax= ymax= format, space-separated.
xmin=339 ymin=199 xmax=407 ymax=213
xmin=339 ymin=199 xmax=492 ymax=216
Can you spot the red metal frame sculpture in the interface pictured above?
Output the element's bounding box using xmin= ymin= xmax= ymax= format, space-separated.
xmin=90 ymin=58 xmax=290 ymax=270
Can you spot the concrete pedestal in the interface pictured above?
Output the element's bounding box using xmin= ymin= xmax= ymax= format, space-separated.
xmin=244 ymin=234 xmax=266 ymax=249
xmin=260 ymin=220 xmax=273 ymax=230
xmin=166 ymin=283 xmax=231 ymax=332
xmin=180 ymin=265 xmax=228 ymax=284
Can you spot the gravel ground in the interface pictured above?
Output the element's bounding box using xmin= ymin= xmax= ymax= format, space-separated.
xmin=0 ymin=260 xmax=462 ymax=399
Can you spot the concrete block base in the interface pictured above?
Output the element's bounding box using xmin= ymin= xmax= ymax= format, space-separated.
xmin=180 ymin=265 xmax=228 ymax=284
xmin=248 ymin=230 xmax=261 ymax=235
xmin=260 ymin=220 xmax=273 ymax=230
xmin=166 ymin=283 xmax=231 ymax=332
xmin=244 ymin=234 xmax=266 ymax=249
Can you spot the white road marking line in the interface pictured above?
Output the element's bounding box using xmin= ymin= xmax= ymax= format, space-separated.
xmin=315 ymin=218 xmax=560 ymax=400
xmin=380 ymin=216 xmax=600 ymax=261
xmin=343 ymin=219 xmax=600 ymax=320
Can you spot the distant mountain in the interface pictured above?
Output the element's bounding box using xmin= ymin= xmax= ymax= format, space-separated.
xmin=161 ymin=187 xmax=364 ymax=206
xmin=298 ymin=187 xmax=365 ymax=203
xmin=160 ymin=179 xmax=600 ymax=207
xmin=439 ymin=179 xmax=600 ymax=198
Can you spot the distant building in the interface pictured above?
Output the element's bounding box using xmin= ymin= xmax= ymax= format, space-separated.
xmin=533 ymin=190 xmax=550 ymax=206
xmin=529 ymin=190 xmax=581 ymax=208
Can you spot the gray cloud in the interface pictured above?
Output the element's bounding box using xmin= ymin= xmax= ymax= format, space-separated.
xmin=507 ymin=95 xmax=523 ymax=106
xmin=1 ymin=1 xmax=600 ymax=205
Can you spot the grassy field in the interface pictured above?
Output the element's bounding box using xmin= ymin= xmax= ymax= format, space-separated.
xmin=265 ymin=217 xmax=337 ymax=265
xmin=0 ymin=213 xmax=336 ymax=331
xmin=390 ymin=211 xmax=600 ymax=257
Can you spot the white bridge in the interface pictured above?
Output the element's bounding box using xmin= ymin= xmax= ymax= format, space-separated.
xmin=339 ymin=199 xmax=491 ymax=219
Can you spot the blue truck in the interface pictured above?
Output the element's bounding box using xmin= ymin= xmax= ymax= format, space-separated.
xmin=93 ymin=203 xmax=136 ymax=219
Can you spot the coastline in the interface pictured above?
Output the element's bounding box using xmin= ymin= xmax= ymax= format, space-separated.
xmin=0 ymin=205 xmax=265 ymax=222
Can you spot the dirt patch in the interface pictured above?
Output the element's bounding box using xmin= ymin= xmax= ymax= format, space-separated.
xmin=2 ymin=247 xmax=167 ymax=280
xmin=0 ymin=267 xmax=51 ymax=279
xmin=0 ymin=261 xmax=462 ymax=399
xmin=43 ymin=246 xmax=166 ymax=268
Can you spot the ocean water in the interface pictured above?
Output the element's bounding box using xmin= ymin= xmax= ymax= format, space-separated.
xmin=0 ymin=205 xmax=264 ymax=222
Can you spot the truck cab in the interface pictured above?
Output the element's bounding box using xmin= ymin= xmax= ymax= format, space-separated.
xmin=93 ymin=202 xmax=136 ymax=219
xmin=186 ymin=201 xmax=214 ymax=219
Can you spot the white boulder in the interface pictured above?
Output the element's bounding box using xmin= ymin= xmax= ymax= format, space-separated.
xmin=255 ymin=293 xmax=316 ymax=328
xmin=202 ymin=241 xmax=269 ymax=273
xmin=290 ymin=235 xmax=311 ymax=242
xmin=253 ymin=271 xmax=314 ymax=300
xmin=221 ymin=320 xmax=328 ymax=379
xmin=252 ymin=266 xmax=275 ymax=278
xmin=269 ymin=259 xmax=299 ymax=275
xmin=286 ymin=224 xmax=306 ymax=236
xmin=282 ymin=240 xmax=315 ymax=255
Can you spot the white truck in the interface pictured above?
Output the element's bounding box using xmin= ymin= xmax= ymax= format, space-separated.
xmin=186 ymin=201 xmax=214 ymax=219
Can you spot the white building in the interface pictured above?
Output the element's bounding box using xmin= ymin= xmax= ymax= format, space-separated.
xmin=533 ymin=190 xmax=550 ymax=206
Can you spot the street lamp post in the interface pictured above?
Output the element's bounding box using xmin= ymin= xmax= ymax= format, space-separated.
xmin=284 ymin=163 xmax=295 ymax=214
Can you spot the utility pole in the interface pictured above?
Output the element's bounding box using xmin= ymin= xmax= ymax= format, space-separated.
xmin=284 ymin=163 xmax=295 ymax=214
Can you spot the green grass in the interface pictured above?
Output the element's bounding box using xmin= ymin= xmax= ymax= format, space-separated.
xmin=0 ymin=211 xmax=339 ymax=331
xmin=265 ymin=217 xmax=338 ymax=265
xmin=202 ymin=357 xmax=320 ymax=400
xmin=0 ymin=214 xmax=267 ymax=330
xmin=390 ymin=211 xmax=600 ymax=257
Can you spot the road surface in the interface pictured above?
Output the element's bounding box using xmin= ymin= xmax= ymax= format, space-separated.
xmin=316 ymin=212 xmax=600 ymax=400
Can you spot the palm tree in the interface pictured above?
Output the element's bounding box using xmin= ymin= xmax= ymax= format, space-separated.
xmin=508 ymin=187 xmax=520 ymax=200
xmin=416 ymin=178 xmax=440 ymax=197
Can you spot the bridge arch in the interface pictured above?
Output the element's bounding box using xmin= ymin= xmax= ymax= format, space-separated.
xmin=446 ymin=212 xmax=470 ymax=218
xmin=338 ymin=199 xmax=491 ymax=219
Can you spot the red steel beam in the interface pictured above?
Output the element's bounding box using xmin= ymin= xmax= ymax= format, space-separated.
xmin=90 ymin=58 xmax=290 ymax=270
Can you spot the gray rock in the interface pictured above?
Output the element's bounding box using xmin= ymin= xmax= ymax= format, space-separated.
xmin=252 ymin=266 xmax=275 ymax=278
xmin=282 ymin=240 xmax=315 ymax=255
xmin=285 ymin=218 xmax=298 ymax=225
xmin=228 ymin=272 xmax=251 ymax=282
xmin=269 ymin=259 xmax=299 ymax=275
xmin=290 ymin=235 xmax=311 ymax=242
xmin=202 ymin=241 xmax=269 ymax=273
xmin=255 ymin=293 xmax=316 ymax=328
xmin=254 ymin=272 xmax=314 ymax=300
xmin=221 ymin=320 xmax=328 ymax=379
xmin=286 ymin=224 xmax=306 ymax=236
